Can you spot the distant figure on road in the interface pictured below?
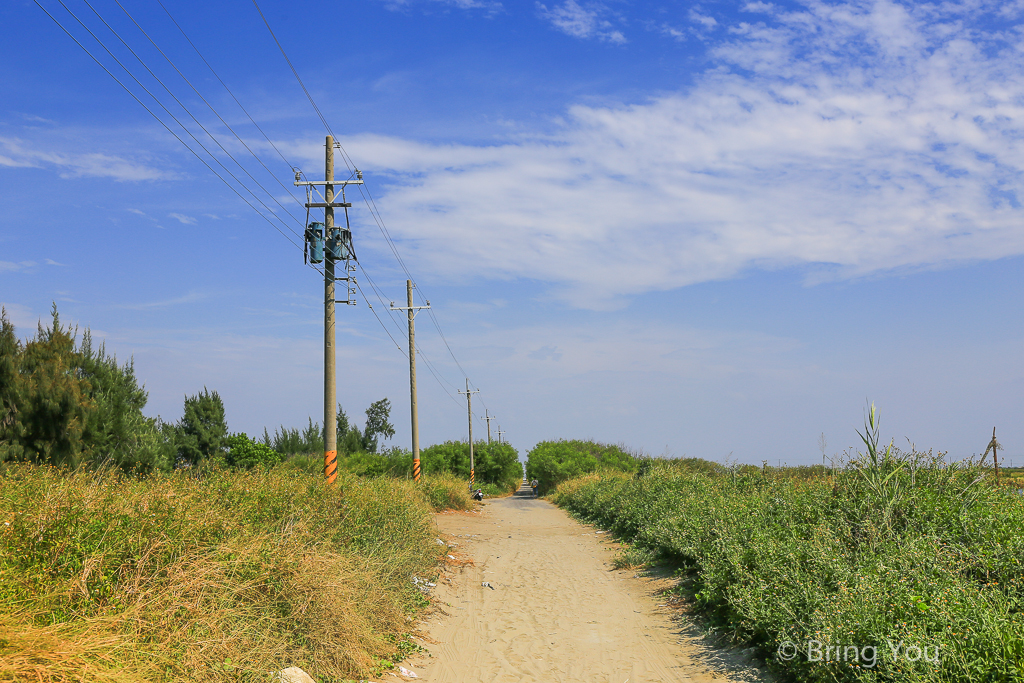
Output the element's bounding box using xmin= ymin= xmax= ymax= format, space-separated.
xmin=472 ymin=489 xmax=484 ymax=501
xmin=530 ymin=479 xmax=539 ymax=497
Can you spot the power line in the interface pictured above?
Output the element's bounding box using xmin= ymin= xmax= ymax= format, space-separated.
xmin=246 ymin=0 xmax=484 ymax=398
xmin=114 ymin=0 xmax=309 ymax=219
xmin=78 ymin=0 xmax=306 ymax=242
xmin=157 ymin=0 xmax=297 ymax=173
xmin=251 ymin=0 xmax=336 ymax=140
xmin=34 ymin=0 xmax=318 ymax=272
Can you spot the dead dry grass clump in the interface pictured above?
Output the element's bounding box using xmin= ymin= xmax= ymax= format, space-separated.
xmin=0 ymin=463 xmax=447 ymax=682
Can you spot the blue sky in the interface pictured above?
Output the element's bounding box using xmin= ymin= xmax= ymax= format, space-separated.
xmin=2 ymin=0 xmax=1023 ymax=465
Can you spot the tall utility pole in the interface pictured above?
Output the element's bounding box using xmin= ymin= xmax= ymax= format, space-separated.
xmin=485 ymin=410 xmax=495 ymax=445
xmin=295 ymin=136 xmax=362 ymax=483
xmin=323 ymin=137 xmax=337 ymax=484
xmin=459 ymin=380 xmax=480 ymax=492
xmin=390 ymin=281 xmax=430 ymax=482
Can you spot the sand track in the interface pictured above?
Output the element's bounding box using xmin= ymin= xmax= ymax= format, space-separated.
xmin=402 ymin=484 xmax=771 ymax=683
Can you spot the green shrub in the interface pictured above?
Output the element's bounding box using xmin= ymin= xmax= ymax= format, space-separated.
xmin=526 ymin=439 xmax=637 ymax=494
xmin=226 ymin=433 xmax=283 ymax=469
xmin=552 ymin=452 xmax=1024 ymax=682
xmin=420 ymin=441 xmax=521 ymax=492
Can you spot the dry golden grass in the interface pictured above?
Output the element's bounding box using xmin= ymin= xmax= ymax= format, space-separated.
xmin=0 ymin=464 xmax=459 ymax=682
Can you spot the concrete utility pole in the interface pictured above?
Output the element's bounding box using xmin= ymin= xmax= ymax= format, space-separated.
xmin=485 ymin=410 xmax=495 ymax=445
xmin=459 ymin=379 xmax=480 ymax=491
xmin=295 ymin=136 xmax=362 ymax=484
xmin=323 ymin=137 xmax=337 ymax=483
xmin=390 ymin=281 xmax=430 ymax=482
xmin=497 ymin=426 xmax=505 ymax=444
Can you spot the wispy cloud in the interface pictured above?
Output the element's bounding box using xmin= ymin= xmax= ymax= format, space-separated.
xmin=689 ymin=8 xmax=718 ymax=30
xmin=379 ymin=0 xmax=502 ymax=12
xmin=0 ymin=303 xmax=39 ymax=330
xmin=118 ymin=291 xmax=206 ymax=310
xmin=0 ymin=136 xmax=173 ymax=181
xmin=44 ymin=259 xmax=66 ymax=267
xmin=536 ymin=0 xmax=626 ymax=43
xmin=0 ymin=261 xmax=36 ymax=274
xmin=168 ymin=213 xmax=197 ymax=225
xmin=323 ymin=0 xmax=1024 ymax=308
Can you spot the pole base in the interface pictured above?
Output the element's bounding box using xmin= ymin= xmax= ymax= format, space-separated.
xmin=324 ymin=450 xmax=338 ymax=484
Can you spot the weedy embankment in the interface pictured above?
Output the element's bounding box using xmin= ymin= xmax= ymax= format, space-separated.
xmin=552 ymin=449 xmax=1024 ymax=682
xmin=0 ymin=464 xmax=470 ymax=682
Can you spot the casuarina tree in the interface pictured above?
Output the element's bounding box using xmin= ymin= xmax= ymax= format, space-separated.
xmin=176 ymin=388 xmax=227 ymax=467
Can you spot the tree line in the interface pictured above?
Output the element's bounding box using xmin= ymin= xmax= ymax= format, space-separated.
xmin=0 ymin=307 xmax=520 ymax=491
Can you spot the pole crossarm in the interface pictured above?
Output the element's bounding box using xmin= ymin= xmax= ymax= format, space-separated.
xmin=294 ymin=179 xmax=365 ymax=186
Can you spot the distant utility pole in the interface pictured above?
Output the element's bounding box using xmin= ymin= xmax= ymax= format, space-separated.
xmin=497 ymin=426 xmax=505 ymax=444
xmin=295 ymin=135 xmax=362 ymax=484
xmin=485 ymin=410 xmax=495 ymax=445
xmin=390 ymin=281 xmax=430 ymax=482
xmin=459 ymin=380 xmax=480 ymax=492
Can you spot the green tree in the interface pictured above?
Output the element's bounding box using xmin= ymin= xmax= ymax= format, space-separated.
xmin=176 ymin=388 xmax=227 ymax=467
xmin=17 ymin=306 xmax=92 ymax=466
xmin=0 ymin=305 xmax=168 ymax=470
xmin=362 ymin=398 xmax=395 ymax=453
xmin=76 ymin=331 xmax=168 ymax=471
xmin=0 ymin=309 xmax=24 ymax=462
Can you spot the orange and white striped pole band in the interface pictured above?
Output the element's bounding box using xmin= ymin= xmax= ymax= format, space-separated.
xmin=413 ymin=458 xmax=421 ymax=482
xmin=470 ymin=468 xmax=475 ymax=491
xmin=324 ymin=450 xmax=337 ymax=484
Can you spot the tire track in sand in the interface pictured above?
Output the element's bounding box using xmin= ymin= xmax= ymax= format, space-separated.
xmin=402 ymin=484 xmax=773 ymax=683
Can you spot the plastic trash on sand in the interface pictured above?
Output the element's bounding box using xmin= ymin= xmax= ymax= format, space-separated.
xmin=398 ymin=666 xmax=418 ymax=678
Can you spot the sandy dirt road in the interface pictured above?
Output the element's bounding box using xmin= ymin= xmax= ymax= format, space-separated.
xmin=401 ymin=484 xmax=770 ymax=683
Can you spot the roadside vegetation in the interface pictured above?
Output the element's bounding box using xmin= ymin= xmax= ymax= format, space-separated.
xmin=0 ymin=465 xmax=472 ymax=682
xmin=524 ymin=439 xmax=637 ymax=494
xmin=0 ymin=307 xmax=491 ymax=681
xmin=545 ymin=407 xmax=1024 ymax=682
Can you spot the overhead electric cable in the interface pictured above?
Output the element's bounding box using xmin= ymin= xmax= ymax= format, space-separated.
xmin=78 ymin=0 xmax=306 ymax=241
xmin=34 ymin=0 xmax=318 ymax=270
xmin=250 ymin=0 xmax=495 ymax=418
xmin=251 ymin=0 xmax=336 ymax=140
xmin=113 ymin=0 xmax=309 ymax=219
xmin=157 ymin=0 xmax=298 ymax=172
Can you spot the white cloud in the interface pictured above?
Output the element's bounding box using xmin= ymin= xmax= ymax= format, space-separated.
xmin=658 ymin=23 xmax=687 ymax=41
xmin=0 ymin=261 xmax=36 ymax=273
xmin=318 ymin=0 xmax=1024 ymax=308
xmin=536 ymin=0 xmax=626 ymax=43
xmin=0 ymin=136 xmax=172 ymax=181
xmin=689 ymin=9 xmax=718 ymax=29
xmin=44 ymin=259 xmax=65 ymax=266
xmin=0 ymin=303 xmax=39 ymax=331
xmin=380 ymin=0 xmax=502 ymax=12
xmin=169 ymin=213 xmax=197 ymax=225
xmin=117 ymin=291 xmax=206 ymax=310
